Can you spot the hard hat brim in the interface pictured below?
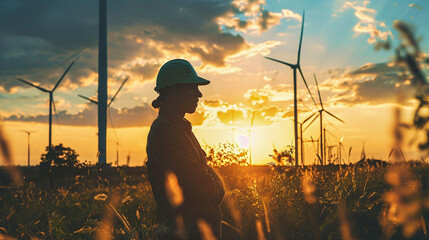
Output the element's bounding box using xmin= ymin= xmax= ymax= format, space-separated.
xmin=154 ymin=76 xmax=210 ymax=92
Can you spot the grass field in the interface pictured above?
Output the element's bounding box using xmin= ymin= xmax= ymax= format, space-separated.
xmin=1 ymin=163 xmax=428 ymax=240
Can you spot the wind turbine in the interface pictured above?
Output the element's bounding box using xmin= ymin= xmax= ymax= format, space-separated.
xmin=299 ymin=111 xmax=319 ymax=165
xmin=20 ymin=130 xmax=36 ymax=166
xmin=338 ymin=136 xmax=345 ymax=165
xmin=312 ymin=73 xmax=344 ymax=165
xmin=78 ymin=76 xmax=129 ymax=165
xmin=264 ymin=11 xmax=318 ymax=166
xmin=17 ymin=61 xmax=75 ymax=150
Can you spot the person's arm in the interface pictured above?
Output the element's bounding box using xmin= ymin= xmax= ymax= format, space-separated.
xmin=152 ymin=125 xmax=224 ymax=205
xmin=206 ymin=165 xmax=225 ymax=204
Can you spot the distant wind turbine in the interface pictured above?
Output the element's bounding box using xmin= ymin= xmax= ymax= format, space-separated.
xmin=264 ymin=11 xmax=318 ymax=166
xmin=17 ymin=61 xmax=75 ymax=150
xmin=78 ymin=76 xmax=129 ymax=165
xmin=312 ymin=73 xmax=344 ymax=165
xmin=299 ymin=111 xmax=319 ymax=165
xmin=20 ymin=130 xmax=36 ymax=166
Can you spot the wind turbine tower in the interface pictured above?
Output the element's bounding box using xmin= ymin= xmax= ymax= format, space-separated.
xmin=21 ymin=130 xmax=36 ymax=166
xmin=265 ymin=11 xmax=317 ymax=166
xmin=98 ymin=0 xmax=108 ymax=165
xmin=79 ymin=76 xmax=129 ymax=165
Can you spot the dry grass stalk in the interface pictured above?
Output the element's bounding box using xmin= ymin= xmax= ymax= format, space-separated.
xmin=381 ymin=20 xmax=427 ymax=239
xmin=95 ymin=193 xmax=121 ymax=240
xmin=0 ymin=233 xmax=17 ymax=240
xmin=197 ymin=219 xmax=217 ymax=240
xmin=255 ymin=220 xmax=266 ymax=240
xmin=224 ymin=194 xmax=241 ymax=228
xmin=261 ymin=196 xmax=271 ymax=234
xmin=301 ymin=173 xmax=317 ymax=204
xmin=339 ymin=202 xmax=356 ymax=240
xmin=165 ymin=170 xmax=184 ymax=207
xmin=0 ymin=125 xmax=23 ymax=186
xmin=174 ymin=215 xmax=187 ymax=239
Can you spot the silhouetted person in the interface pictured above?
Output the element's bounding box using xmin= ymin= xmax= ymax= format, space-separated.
xmin=146 ymin=59 xmax=225 ymax=240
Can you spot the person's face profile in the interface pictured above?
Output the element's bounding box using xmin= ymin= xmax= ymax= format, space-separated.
xmin=172 ymin=83 xmax=202 ymax=114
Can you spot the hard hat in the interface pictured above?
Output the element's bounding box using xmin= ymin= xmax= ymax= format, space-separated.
xmin=155 ymin=59 xmax=210 ymax=92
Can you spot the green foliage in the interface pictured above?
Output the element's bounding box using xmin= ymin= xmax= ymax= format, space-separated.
xmin=1 ymin=164 xmax=429 ymax=239
xmin=269 ymin=145 xmax=295 ymax=165
xmin=205 ymin=142 xmax=249 ymax=167
xmin=0 ymin=167 xmax=157 ymax=239
xmin=40 ymin=144 xmax=83 ymax=168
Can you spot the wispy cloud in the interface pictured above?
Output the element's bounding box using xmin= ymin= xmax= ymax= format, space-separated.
xmin=217 ymin=0 xmax=302 ymax=35
xmin=3 ymin=103 xmax=158 ymax=128
xmin=323 ymin=62 xmax=415 ymax=106
xmin=337 ymin=1 xmax=393 ymax=44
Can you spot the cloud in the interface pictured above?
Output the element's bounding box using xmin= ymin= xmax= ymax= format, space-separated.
xmin=197 ymin=83 xmax=301 ymax=127
xmin=3 ymin=103 xmax=159 ymax=128
xmin=1 ymin=0 xmax=268 ymax=91
xmin=324 ymin=62 xmax=415 ymax=106
xmin=338 ymin=1 xmax=393 ymax=44
xmin=244 ymin=84 xmax=294 ymax=105
xmin=217 ymin=0 xmax=302 ymax=34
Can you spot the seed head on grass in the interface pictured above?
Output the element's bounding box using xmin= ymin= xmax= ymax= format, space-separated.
xmin=301 ymin=173 xmax=317 ymax=204
xmin=165 ymin=170 xmax=184 ymax=207
xmin=197 ymin=219 xmax=216 ymax=240
xmin=0 ymin=125 xmax=23 ymax=186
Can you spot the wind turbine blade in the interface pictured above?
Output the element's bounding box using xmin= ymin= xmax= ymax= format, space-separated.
xmin=302 ymin=112 xmax=317 ymax=124
xmin=108 ymin=76 xmax=129 ymax=107
xmin=313 ymin=73 xmax=324 ymax=110
xmin=303 ymin=114 xmax=319 ymax=132
xmin=250 ymin=111 xmax=256 ymax=128
xmin=298 ymin=67 xmax=317 ymax=107
xmin=108 ymin=109 xmax=119 ymax=142
xmin=17 ymin=78 xmax=50 ymax=93
xmin=52 ymin=60 xmax=75 ymax=92
xmin=264 ymin=56 xmax=295 ymax=68
xmin=78 ymin=94 xmax=98 ymax=104
xmin=297 ymin=10 xmax=305 ymax=65
xmin=52 ymin=98 xmax=60 ymax=125
xmin=324 ymin=110 xmax=344 ymax=123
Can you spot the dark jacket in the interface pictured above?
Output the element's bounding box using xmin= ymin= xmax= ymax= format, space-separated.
xmin=146 ymin=109 xmax=225 ymax=240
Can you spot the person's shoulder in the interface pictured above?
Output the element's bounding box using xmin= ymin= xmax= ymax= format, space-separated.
xmin=149 ymin=115 xmax=176 ymax=135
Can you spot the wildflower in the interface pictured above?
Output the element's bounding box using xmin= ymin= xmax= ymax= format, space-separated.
xmin=94 ymin=193 xmax=108 ymax=201
xmin=121 ymin=196 xmax=133 ymax=204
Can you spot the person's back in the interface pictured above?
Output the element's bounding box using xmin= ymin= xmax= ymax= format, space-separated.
xmin=146 ymin=59 xmax=225 ymax=240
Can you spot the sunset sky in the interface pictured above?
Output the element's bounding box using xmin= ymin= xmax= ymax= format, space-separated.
xmin=1 ymin=0 xmax=428 ymax=166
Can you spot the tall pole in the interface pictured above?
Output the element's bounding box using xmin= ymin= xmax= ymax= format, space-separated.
xmin=98 ymin=0 xmax=107 ymax=164
xmin=324 ymin=127 xmax=327 ymax=165
xmin=27 ymin=132 xmax=30 ymax=166
xmin=300 ymin=123 xmax=304 ymax=165
xmin=49 ymin=92 xmax=53 ymax=149
xmin=319 ymin=110 xmax=323 ymax=165
xmin=293 ymin=67 xmax=298 ymax=166
xmin=317 ymin=139 xmax=319 ymax=157
xmin=339 ymin=142 xmax=342 ymax=164
xmin=116 ymin=141 xmax=119 ymax=166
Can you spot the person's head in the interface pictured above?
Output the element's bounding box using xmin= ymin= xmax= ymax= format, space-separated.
xmin=152 ymin=59 xmax=210 ymax=114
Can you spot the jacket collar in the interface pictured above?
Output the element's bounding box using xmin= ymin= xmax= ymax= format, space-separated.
xmin=159 ymin=108 xmax=192 ymax=131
